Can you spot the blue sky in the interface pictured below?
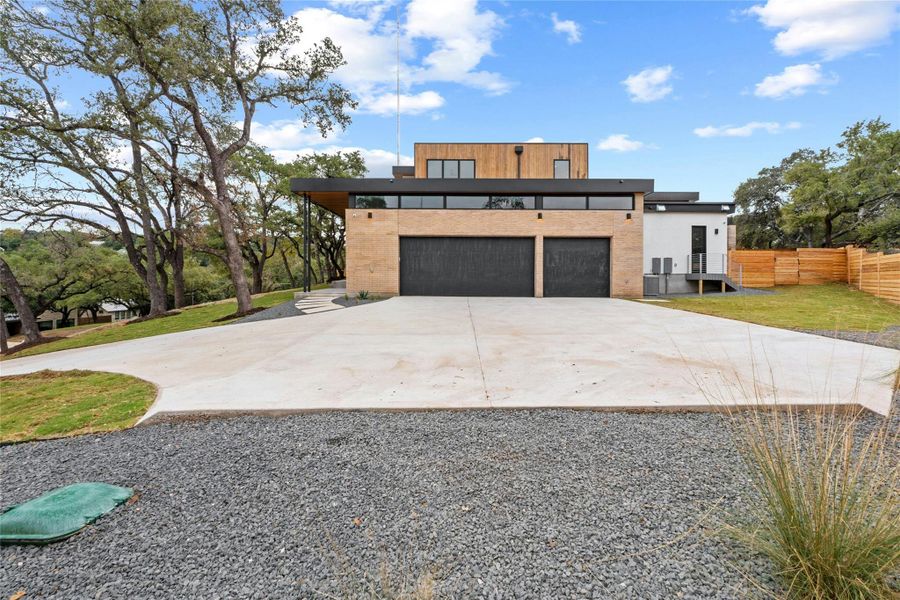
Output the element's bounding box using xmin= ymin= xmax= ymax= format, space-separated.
xmin=252 ymin=0 xmax=900 ymax=202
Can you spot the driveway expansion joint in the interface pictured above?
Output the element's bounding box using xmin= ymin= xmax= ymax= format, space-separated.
xmin=466 ymin=297 xmax=491 ymax=406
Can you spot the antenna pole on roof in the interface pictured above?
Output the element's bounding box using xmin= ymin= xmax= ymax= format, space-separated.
xmin=396 ymin=3 xmax=400 ymax=167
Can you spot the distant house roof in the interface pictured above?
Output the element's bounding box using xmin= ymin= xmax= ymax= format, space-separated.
xmin=101 ymin=302 xmax=130 ymax=312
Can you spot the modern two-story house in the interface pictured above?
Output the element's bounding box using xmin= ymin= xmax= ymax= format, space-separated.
xmin=291 ymin=142 xmax=735 ymax=298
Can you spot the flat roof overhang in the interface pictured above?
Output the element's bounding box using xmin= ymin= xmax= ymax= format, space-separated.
xmin=645 ymin=202 xmax=735 ymax=214
xmin=645 ymin=192 xmax=699 ymax=203
xmin=291 ymin=177 xmax=655 ymax=215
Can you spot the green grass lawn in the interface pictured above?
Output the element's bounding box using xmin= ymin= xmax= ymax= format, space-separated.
xmin=0 ymin=370 xmax=157 ymax=443
xmin=4 ymin=288 xmax=309 ymax=360
xmin=658 ymin=283 xmax=900 ymax=332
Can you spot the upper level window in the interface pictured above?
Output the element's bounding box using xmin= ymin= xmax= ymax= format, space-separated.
xmin=445 ymin=195 xmax=536 ymax=209
xmin=401 ymin=195 xmax=443 ymax=209
xmin=426 ymin=159 xmax=475 ymax=179
xmin=444 ymin=160 xmax=459 ymax=179
xmin=553 ymin=159 xmax=570 ymax=179
xmin=589 ymin=195 xmax=633 ymax=210
xmin=543 ymin=196 xmax=585 ymax=210
xmin=485 ymin=195 xmax=535 ymax=209
xmin=355 ymin=195 xmax=398 ymax=208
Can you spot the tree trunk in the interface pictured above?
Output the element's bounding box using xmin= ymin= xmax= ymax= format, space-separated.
xmin=132 ymin=143 xmax=168 ymax=316
xmin=0 ymin=307 xmax=9 ymax=354
xmin=823 ymin=215 xmax=834 ymax=247
xmin=289 ymin=237 xmax=320 ymax=285
xmin=252 ymin=261 xmax=264 ymax=295
xmin=59 ymin=306 xmax=72 ymax=327
xmin=172 ymin=239 xmax=186 ymax=308
xmin=209 ymin=165 xmax=253 ymax=313
xmin=0 ymin=258 xmax=41 ymax=343
xmin=156 ymin=261 xmax=169 ymax=306
xmin=0 ymin=308 xmax=8 ymax=353
xmin=280 ymin=248 xmax=296 ymax=287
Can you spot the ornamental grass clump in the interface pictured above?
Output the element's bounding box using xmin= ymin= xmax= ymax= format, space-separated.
xmin=726 ymin=402 xmax=899 ymax=599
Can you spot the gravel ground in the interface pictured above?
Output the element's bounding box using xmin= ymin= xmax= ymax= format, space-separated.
xmin=233 ymin=299 xmax=305 ymax=324
xmin=658 ymin=288 xmax=775 ymax=299
xmin=234 ymin=296 xmax=387 ymax=324
xmin=796 ymin=325 xmax=900 ymax=350
xmin=0 ymin=409 xmax=890 ymax=599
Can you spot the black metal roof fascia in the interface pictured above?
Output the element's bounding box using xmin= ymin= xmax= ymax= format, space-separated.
xmin=644 ymin=203 xmax=735 ymax=213
xmin=290 ymin=177 xmax=655 ymax=194
xmin=644 ymin=192 xmax=700 ymax=203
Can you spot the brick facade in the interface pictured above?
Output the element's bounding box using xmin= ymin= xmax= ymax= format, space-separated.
xmin=345 ymin=193 xmax=644 ymax=298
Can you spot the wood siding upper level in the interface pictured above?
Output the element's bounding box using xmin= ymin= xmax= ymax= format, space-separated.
xmin=414 ymin=143 xmax=588 ymax=179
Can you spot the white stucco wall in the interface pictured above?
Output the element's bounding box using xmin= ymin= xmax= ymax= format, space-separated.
xmin=643 ymin=211 xmax=730 ymax=274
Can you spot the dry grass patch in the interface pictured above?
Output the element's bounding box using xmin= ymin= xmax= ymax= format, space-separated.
xmin=724 ymin=403 xmax=899 ymax=598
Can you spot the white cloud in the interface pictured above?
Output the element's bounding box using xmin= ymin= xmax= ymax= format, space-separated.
xmin=551 ymin=13 xmax=582 ymax=44
xmin=405 ymin=0 xmax=510 ymax=95
xmin=622 ymin=66 xmax=674 ymax=102
xmin=693 ymin=121 xmax=802 ymax=137
xmin=362 ymin=91 xmax=446 ymax=116
xmin=247 ymin=119 xmax=337 ymax=149
xmin=285 ymin=7 xmax=399 ymax=89
xmin=285 ymin=0 xmax=510 ymax=118
xmin=524 ymin=137 xmax=545 ymax=143
xmin=754 ymin=63 xmax=838 ymax=98
xmin=747 ymin=0 xmax=900 ymax=59
xmin=270 ymin=146 xmax=413 ymax=177
xmin=597 ymin=134 xmax=651 ymax=152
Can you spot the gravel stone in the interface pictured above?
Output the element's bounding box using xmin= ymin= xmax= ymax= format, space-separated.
xmin=232 ymin=299 xmax=304 ymax=324
xmin=796 ymin=325 xmax=900 ymax=350
xmin=0 ymin=409 xmax=889 ymax=598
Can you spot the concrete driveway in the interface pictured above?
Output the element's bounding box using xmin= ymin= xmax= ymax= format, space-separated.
xmin=2 ymin=298 xmax=897 ymax=418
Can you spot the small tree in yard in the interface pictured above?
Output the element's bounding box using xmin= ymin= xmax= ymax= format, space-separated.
xmin=229 ymin=144 xmax=288 ymax=295
xmin=94 ymin=0 xmax=355 ymax=314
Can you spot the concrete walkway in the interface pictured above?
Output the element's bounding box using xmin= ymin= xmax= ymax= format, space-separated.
xmin=292 ymin=289 xmax=345 ymax=315
xmin=1 ymin=298 xmax=897 ymax=419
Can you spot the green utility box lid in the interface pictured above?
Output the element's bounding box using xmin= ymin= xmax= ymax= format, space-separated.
xmin=0 ymin=482 xmax=133 ymax=544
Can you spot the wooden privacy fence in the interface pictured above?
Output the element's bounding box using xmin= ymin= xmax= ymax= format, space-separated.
xmin=847 ymin=247 xmax=900 ymax=304
xmin=728 ymin=248 xmax=846 ymax=288
xmin=728 ymin=246 xmax=899 ymax=304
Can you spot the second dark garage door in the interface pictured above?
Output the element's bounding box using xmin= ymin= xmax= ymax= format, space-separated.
xmin=400 ymin=237 xmax=534 ymax=296
xmin=543 ymin=238 xmax=611 ymax=297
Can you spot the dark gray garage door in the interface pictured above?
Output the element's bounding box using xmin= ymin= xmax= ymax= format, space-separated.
xmin=400 ymin=237 xmax=534 ymax=296
xmin=543 ymin=238 xmax=610 ymax=297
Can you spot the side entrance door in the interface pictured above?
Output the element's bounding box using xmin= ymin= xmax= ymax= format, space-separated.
xmin=691 ymin=225 xmax=707 ymax=273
